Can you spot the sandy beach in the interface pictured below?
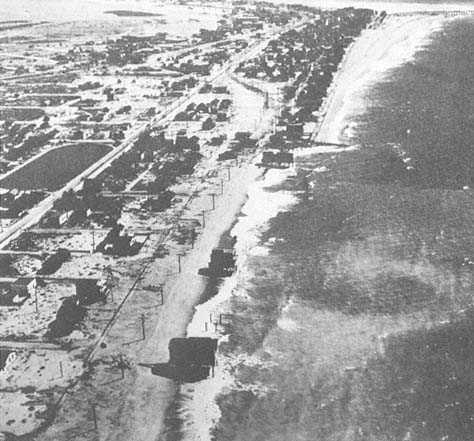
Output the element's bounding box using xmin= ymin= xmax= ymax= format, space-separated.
xmin=317 ymin=14 xmax=447 ymax=144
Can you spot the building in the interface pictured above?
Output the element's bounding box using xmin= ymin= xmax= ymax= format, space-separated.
xmin=10 ymin=277 xmax=36 ymax=299
xmin=0 ymin=282 xmax=14 ymax=306
xmin=42 ymin=210 xmax=71 ymax=228
xmin=150 ymin=337 xmax=218 ymax=382
xmin=38 ymin=249 xmax=71 ymax=275
xmin=75 ymin=278 xmax=109 ymax=305
xmin=286 ymin=123 xmax=304 ymax=140
xmin=261 ymin=151 xmax=294 ymax=168
xmin=0 ymin=277 xmax=36 ymax=306
xmin=199 ymin=248 xmax=236 ymax=277
xmin=82 ymin=178 xmax=102 ymax=197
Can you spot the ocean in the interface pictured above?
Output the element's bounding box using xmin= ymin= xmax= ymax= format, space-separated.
xmin=175 ymin=12 xmax=474 ymax=441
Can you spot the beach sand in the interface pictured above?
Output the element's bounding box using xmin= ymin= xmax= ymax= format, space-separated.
xmin=317 ymin=15 xmax=446 ymax=144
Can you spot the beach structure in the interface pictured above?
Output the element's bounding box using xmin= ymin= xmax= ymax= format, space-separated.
xmin=150 ymin=337 xmax=218 ymax=382
xmin=198 ymin=247 xmax=236 ymax=277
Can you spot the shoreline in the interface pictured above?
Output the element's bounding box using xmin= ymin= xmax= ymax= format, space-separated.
xmin=317 ymin=14 xmax=445 ymax=144
xmin=166 ymin=11 xmax=454 ymax=441
xmin=174 ymin=165 xmax=299 ymax=441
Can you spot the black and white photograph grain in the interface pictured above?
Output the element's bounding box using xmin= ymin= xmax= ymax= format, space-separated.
xmin=0 ymin=0 xmax=473 ymax=440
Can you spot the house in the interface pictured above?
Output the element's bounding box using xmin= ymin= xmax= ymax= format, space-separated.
xmin=218 ymin=150 xmax=237 ymax=161
xmin=198 ymin=247 xmax=236 ymax=277
xmin=168 ymin=337 xmax=217 ymax=366
xmin=150 ymin=337 xmax=218 ymax=382
xmin=0 ymin=282 xmax=14 ymax=306
xmin=234 ymin=131 xmax=251 ymax=141
xmin=175 ymin=129 xmax=188 ymax=147
xmin=201 ymin=117 xmax=216 ymax=131
xmin=75 ymin=278 xmax=109 ymax=305
xmin=261 ymin=151 xmax=294 ymax=168
xmin=43 ymin=211 xmax=62 ymax=228
xmin=0 ymin=255 xmax=12 ymax=277
xmin=140 ymin=150 xmax=154 ymax=162
xmin=216 ymin=111 xmax=228 ymax=122
xmin=42 ymin=210 xmax=71 ymax=228
xmin=59 ymin=210 xmax=73 ymax=226
xmin=195 ymin=102 xmax=209 ymax=113
xmin=213 ymin=86 xmax=229 ymax=94
xmin=96 ymin=225 xmax=141 ymax=256
xmin=199 ymin=83 xmax=212 ymax=94
xmin=286 ymin=123 xmax=304 ymax=140
xmin=10 ymin=277 xmax=36 ymax=299
xmin=38 ymin=249 xmax=71 ymax=275
xmin=0 ymin=278 xmax=36 ymax=307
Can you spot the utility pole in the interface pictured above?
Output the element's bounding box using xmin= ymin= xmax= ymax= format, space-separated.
xmin=91 ymin=404 xmax=98 ymax=430
xmin=141 ymin=314 xmax=146 ymax=340
xmin=201 ymin=210 xmax=206 ymax=228
xmin=105 ymin=267 xmax=115 ymax=302
xmin=91 ymin=230 xmax=95 ymax=254
xmin=210 ymin=193 xmax=216 ymax=210
xmin=220 ymin=178 xmax=224 ymax=195
xmin=178 ymin=253 xmax=184 ymax=272
xmin=158 ymin=283 xmax=164 ymax=306
xmin=34 ymin=281 xmax=39 ymax=314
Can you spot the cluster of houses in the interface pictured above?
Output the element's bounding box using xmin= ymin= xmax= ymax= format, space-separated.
xmin=0 ymin=120 xmax=56 ymax=170
xmin=0 ymin=189 xmax=47 ymax=220
xmin=174 ymin=98 xmax=231 ymax=124
xmin=41 ymin=181 xmax=122 ymax=229
xmin=218 ymin=131 xmax=259 ymax=161
xmin=0 ymin=274 xmax=109 ymax=308
xmin=237 ymin=8 xmax=374 ymax=123
xmin=95 ymin=224 xmax=143 ymax=257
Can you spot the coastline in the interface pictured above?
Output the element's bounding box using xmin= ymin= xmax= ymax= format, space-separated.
xmin=317 ymin=14 xmax=445 ymax=143
xmin=3 ymin=3 xmax=467 ymax=439
xmin=168 ymin=11 xmax=456 ymax=441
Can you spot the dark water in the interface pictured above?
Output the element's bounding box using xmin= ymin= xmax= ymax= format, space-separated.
xmin=213 ymin=17 xmax=474 ymax=441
